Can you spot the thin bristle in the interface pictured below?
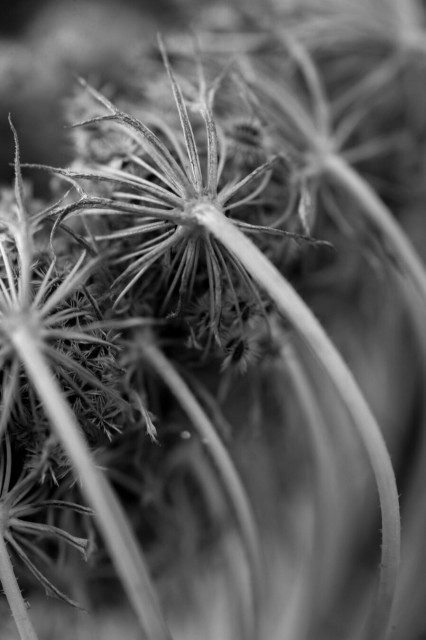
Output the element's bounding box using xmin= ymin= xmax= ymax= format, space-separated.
xmin=158 ymin=34 xmax=203 ymax=193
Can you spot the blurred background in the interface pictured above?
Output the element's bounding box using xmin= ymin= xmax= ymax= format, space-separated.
xmin=0 ymin=0 xmax=212 ymax=192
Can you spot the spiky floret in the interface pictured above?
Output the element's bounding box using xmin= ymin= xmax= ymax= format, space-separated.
xmin=0 ymin=239 xmax=131 ymax=440
xmin=0 ymin=434 xmax=92 ymax=607
xmin=39 ymin=37 xmax=328 ymax=359
xmin=0 ymin=127 xmax=136 ymax=452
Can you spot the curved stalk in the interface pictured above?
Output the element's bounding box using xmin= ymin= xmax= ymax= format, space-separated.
xmin=324 ymin=153 xmax=426 ymax=311
xmin=281 ymin=339 xmax=342 ymax=638
xmin=0 ymin=528 xmax=38 ymax=640
xmin=139 ymin=340 xmax=263 ymax=640
xmin=193 ymin=201 xmax=400 ymax=640
xmin=10 ymin=326 xmax=172 ymax=640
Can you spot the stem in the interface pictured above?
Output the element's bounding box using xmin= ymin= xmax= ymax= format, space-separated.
xmin=388 ymin=0 xmax=424 ymax=45
xmin=0 ymin=528 xmax=38 ymax=640
xmin=194 ymin=202 xmax=400 ymax=640
xmin=281 ymin=339 xmax=341 ymax=633
xmin=140 ymin=340 xmax=263 ymax=640
xmin=324 ymin=153 xmax=426 ymax=311
xmin=11 ymin=327 xmax=172 ymax=640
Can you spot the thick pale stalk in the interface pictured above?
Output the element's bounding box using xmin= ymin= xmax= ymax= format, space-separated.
xmin=0 ymin=529 xmax=38 ymax=640
xmin=193 ymin=201 xmax=400 ymax=640
xmin=140 ymin=340 xmax=262 ymax=640
xmin=11 ymin=327 xmax=172 ymax=640
xmin=324 ymin=153 xmax=426 ymax=310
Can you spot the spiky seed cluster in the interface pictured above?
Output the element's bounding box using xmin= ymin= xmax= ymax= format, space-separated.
xmin=0 ymin=434 xmax=93 ymax=607
xmin=44 ymin=38 xmax=328 ymax=370
xmin=0 ymin=125 xmax=153 ymax=481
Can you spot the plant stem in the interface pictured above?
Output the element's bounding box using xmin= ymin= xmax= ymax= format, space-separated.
xmin=281 ymin=339 xmax=341 ymax=631
xmin=388 ymin=0 xmax=424 ymax=46
xmin=140 ymin=340 xmax=263 ymax=640
xmin=324 ymin=153 xmax=426 ymax=311
xmin=195 ymin=201 xmax=400 ymax=640
xmin=10 ymin=327 xmax=172 ymax=640
xmin=0 ymin=528 xmax=38 ymax=640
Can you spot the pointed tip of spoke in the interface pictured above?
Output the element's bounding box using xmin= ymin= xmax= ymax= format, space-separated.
xmin=8 ymin=117 xmax=29 ymax=235
xmin=158 ymin=34 xmax=203 ymax=194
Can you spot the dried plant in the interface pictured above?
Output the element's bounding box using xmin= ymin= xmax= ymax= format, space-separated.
xmin=3 ymin=4 xmax=426 ymax=640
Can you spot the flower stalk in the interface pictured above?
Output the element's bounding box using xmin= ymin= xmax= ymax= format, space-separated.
xmin=191 ymin=199 xmax=400 ymax=640
xmin=9 ymin=324 xmax=172 ymax=640
xmin=323 ymin=152 xmax=426 ymax=313
xmin=140 ymin=338 xmax=263 ymax=640
xmin=0 ymin=519 xmax=38 ymax=640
